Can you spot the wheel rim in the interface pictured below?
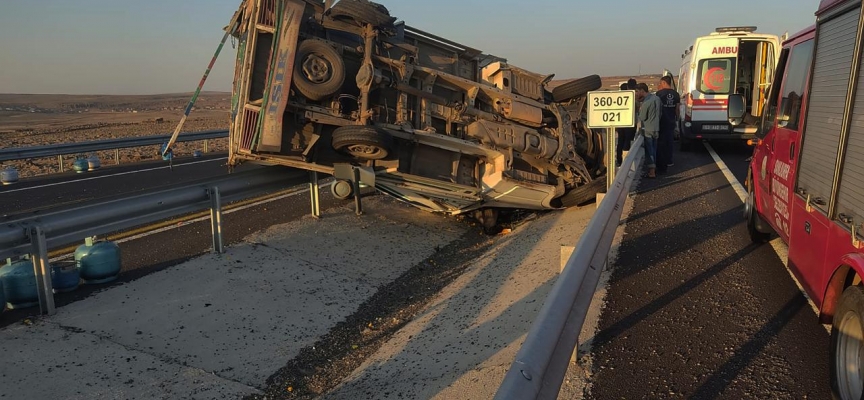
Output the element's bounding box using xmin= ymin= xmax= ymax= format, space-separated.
xmin=346 ymin=144 xmax=383 ymax=158
xmin=836 ymin=309 xmax=864 ymax=399
xmin=302 ymin=54 xmax=332 ymax=84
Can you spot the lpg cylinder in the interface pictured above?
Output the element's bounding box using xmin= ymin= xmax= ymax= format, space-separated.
xmin=72 ymin=157 xmax=89 ymax=173
xmin=0 ymin=258 xmax=39 ymax=309
xmin=1 ymin=166 xmax=19 ymax=185
xmin=87 ymin=155 xmax=101 ymax=171
xmin=75 ymin=238 xmax=121 ymax=284
xmin=51 ymin=261 xmax=80 ymax=293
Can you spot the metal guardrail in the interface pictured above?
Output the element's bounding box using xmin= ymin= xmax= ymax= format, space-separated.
xmin=0 ymin=130 xmax=228 ymax=163
xmin=494 ymin=135 xmax=646 ymax=399
xmin=0 ymin=167 xmax=296 ymax=315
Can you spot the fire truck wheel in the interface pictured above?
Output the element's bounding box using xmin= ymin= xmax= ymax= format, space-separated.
xmin=293 ymin=40 xmax=346 ymax=101
xmin=830 ymin=285 xmax=864 ymax=400
xmin=558 ymin=178 xmax=605 ymax=208
xmin=328 ymin=0 xmax=397 ymax=29
xmin=332 ymin=125 xmax=393 ymax=160
xmin=745 ymin=181 xmax=771 ymax=243
xmin=552 ymin=75 xmax=602 ymax=103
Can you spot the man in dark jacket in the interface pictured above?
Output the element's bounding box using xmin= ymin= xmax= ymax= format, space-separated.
xmin=655 ymin=75 xmax=680 ymax=173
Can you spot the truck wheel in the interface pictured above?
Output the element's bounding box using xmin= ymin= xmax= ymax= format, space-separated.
xmin=558 ymin=178 xmax=606 ymax=208
xmin=328 ymin=0 xmax=396 ymax=29
xmin=552 ymin=75 xmax=602 ymax=103
xmin=745 ymin=181 xmax=771 ymax=243
xmin=332 ymin=125 xmax=393 ymax=160
xmin=293 ymin=40 xmax=346 ymax=101
xmin=831 ymin=285 xmax=864 ymax=400
xmin=331 ymin=179 xmax=354 ymax=200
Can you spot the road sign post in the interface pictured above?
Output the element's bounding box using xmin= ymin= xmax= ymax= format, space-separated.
xmin=586 ymin=90 xmax=637 ymax=189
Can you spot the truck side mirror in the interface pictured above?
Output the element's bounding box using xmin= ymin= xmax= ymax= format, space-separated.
xmin=728 ymin=94 xmax=746 ymax=126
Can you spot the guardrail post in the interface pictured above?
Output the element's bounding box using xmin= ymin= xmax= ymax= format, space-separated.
xmin=209 ymin=187 xmax=224 ymax=254
xmin=115 ymin=149 xmax=120 ymax=165
xmin=58 ymin=155 xmax=64 ymax=173
xmin=353 ymin=167 xmax=363 ymax=215
xmin=203 ymin=140 xmax=209 ymax=153
xmin=28 ymin=226 xmax=55 ymax=316
xmin=310 ymin=171 xmax=321 ymax=218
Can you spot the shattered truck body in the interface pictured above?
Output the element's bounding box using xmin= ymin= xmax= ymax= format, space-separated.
xmin=226 ymin=0 xmax=606 ymax=225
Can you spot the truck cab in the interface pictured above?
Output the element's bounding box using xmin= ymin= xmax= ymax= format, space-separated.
xmin=736 ymin=1 xmax=864 ymax=397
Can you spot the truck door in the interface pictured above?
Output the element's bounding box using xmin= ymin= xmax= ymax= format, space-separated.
xmin=789 ymin=8 xmax=860 ymax=295
xmin=764 ymin=39 xmax=815 ymax=242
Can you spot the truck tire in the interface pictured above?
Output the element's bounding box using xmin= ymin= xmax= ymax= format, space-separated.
xmin=745 ymin=178 xmax=771 ymax=243
xmin=332 ymin=125 xmax=393 ymax=160
xmin=830 ymin=285 xmax=864 ymax=400
xmin=328 ymin=0 xmax=396 ymax=29
xmin=558 ymin=178 xmax=606 ymax=208
xmin=552 ymin=75 xmax=602 ymax=103
xmin=293 ymin=40 xmax=346 ymax=101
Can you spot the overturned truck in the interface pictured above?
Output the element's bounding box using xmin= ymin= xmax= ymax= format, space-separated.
xmin=226 ymin=0 xmax=607 ymax=227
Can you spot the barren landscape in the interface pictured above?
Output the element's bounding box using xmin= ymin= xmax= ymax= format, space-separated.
xmin=0 ymin=74 xmax=662 ymax=179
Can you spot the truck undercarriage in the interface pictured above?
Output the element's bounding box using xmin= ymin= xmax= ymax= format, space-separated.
xmin=226 ymin=0 xmax=607 ymax=225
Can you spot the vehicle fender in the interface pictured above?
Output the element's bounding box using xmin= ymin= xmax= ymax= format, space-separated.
xmin=819 ymin=253 xmax=864 ymax=324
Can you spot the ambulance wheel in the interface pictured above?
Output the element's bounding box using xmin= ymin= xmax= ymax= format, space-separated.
xmin=332 ymin=125 xmax=392 ymax=160
xmin=293 ymin=40 xmax=346 ymax=101
xmin=830 ymin=285 xmax=864 ymax=400
xmin=552 ymin=75 xmax=602 ymax=103
xmin=745 ymin=179 xmax=771 ymax=243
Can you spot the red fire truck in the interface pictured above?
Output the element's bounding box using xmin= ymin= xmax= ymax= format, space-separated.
xmin=734 ymin=0 xmax=864 ymax=397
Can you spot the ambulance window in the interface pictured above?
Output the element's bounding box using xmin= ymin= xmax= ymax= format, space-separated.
xmin=778 ymin=40 xmax=814 ymax=131
xmin=697 ymin=58 xmax=735 ymax=94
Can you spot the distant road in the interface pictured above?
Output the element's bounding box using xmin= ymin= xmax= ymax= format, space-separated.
xmin=0 ymin=153 xmax=259 ymax=216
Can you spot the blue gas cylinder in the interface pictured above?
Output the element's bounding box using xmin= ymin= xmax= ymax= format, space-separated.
xmin=51 ymin=261 xmax=80 ymax=293
xmin=75 ymin=238 xmax=121 ymax=284
xmin=0 ymin=258 xmax=39 ymax=309
xmin=87 ymin=155 xmax=101 ymax=171
xmin=0 ymin=275 xmax=5 ymax=312
xmin=1 ymin=166 xmax=19 ymax=185
xmin=73 ymin=157 xmax=89 ymax=173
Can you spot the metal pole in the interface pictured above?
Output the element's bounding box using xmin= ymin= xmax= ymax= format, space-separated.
xmin=607 ymin=127 xmax=616 ymax=190
xmin=353 ymin=167 xmax=363 ymax=215
xmin=29 ymin=226 xmax=55 ymax=315
xmin=209 ymin=187 xmax=224 ymax=254
xmin=58 ymin=155 xmax=64 ymax=173
xmin=310 ymin=171 xmax=321 ymax=218
xmin=204 ymin=139 xmax=209 ymax=153
xmin=115 ymin=148 xmax=120 ymax=165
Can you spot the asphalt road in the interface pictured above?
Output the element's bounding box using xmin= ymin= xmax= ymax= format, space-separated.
xmin=590 ymin=140 xmax=832 ymax=399
xmin=0 ymin=153 xmax=248 ymax=217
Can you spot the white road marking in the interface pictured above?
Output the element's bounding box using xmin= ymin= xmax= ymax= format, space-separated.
xmin=1 ymin=157 xmax=228 ymax=194
xmin=704 ymin=142 xmax=823 ymax=323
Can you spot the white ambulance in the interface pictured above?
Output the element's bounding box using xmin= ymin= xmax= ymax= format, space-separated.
xmin=677 ymin=27 xmax=782 ymax=150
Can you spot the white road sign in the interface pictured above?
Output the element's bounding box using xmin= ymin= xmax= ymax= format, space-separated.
xmin=586 ymin=90 xmax=636 ymax=128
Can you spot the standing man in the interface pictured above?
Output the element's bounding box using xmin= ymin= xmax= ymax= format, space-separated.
xmin=636 ymin=83 xmax=662 ymax=178
xmin=655 ymin=75 xmax=680 ymax=173
xmin=616 ymin=83 xmax=636 ymax=166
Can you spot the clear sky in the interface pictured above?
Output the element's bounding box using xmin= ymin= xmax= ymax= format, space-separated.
xmin=0 ymin=0 xmax=819 ymax=95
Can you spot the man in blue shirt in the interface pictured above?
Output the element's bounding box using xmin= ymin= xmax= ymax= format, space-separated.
xmin=655 ymin=76 xmax=680 ymax=174
xmin=636 ymin=83 xmax=661 ymax=178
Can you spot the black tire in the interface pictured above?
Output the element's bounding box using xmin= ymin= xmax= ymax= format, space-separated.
xmin=293 ymin=40 xmax=346 ymax=101
xmin=332 ymin=125 xmax=393 ymax=160
xmin=328 ymin=0 xmax=396 ymax=29
xmin=830 ymin=285 xmax=864 ymax=400
xmin=552 ymin=75 xmax=602 ymax=103
xmin=680 ymin=138 xmax=693 ymax=152
xmin=559 ymin=178 xmax=606 ymax=208
xmin=745 ymin=179 xmax=771 ymax=243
